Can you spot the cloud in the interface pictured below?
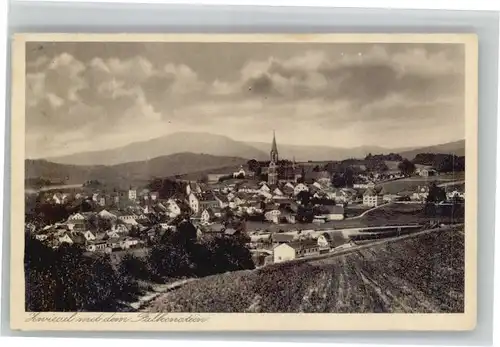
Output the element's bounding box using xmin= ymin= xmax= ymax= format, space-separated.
xmin=25 ymin=44 xmax=465 ymax=158
xmin=233 ymin=46 xmax=464 ymax=105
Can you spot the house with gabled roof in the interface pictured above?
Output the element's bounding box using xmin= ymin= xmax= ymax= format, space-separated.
xmin=82 ymin=230 xmax=96 ymax=241
xmin=98 ymin=209 xmax=117 ymax=219
xmin=293 ymin=183 xmax=309 ymax=196
xmin=273 ymin=239 xmax=320 ymax=263
xmin=58 ymin=232 xmax=86 ymax=246
xmin=67 ymin=213 xmax=86 ymax=222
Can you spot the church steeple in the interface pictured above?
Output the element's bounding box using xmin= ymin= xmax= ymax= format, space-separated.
xmin=268 ymin=130 xmax=279 ymax=186
xmin=270 ymin=130 xmax=279 ymax=163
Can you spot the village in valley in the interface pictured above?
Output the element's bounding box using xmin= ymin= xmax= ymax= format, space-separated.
xmin=25 ymin=131 xmax=466 ymax=268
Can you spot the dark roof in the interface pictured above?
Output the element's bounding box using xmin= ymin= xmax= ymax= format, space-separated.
xmin=206 ymin=223 xmax=225 ymax=232
xmin=363 ymin=188 xmax=378 ymax=196
xmin=272 ymin=233 xmax=295 ymax=243
xmin=198 ymin=191 xmax=217 ymax=202
xmin=287 ymin=239 xmax=319 ymax=250
xmin=69 ymin=233 xmax=86 ymax=244
xmin=324 ymin=205 xmax=344 ymax=214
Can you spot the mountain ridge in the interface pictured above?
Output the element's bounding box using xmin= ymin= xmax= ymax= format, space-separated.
xmin=26 ymin=152 xmax=248 ymax=188
xmin=43 ymin=132 xmax=465 ymax=166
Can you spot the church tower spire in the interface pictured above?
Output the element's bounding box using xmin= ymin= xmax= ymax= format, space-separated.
xmin=270 ymin=130 xmax=279 ymax=163
xmin=268 ymin=130 xmax=279 ymax=186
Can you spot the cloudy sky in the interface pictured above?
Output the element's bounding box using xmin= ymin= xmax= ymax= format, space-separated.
xmin=26 ymin=41 xmax=465 ymax=159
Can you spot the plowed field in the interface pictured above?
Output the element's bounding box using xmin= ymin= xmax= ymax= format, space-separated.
xmin=146 ymin=228 xmax=464 ymax=313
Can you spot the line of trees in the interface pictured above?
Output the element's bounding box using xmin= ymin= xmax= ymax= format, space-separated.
xmin=147 ymin=178 xmax=186 ymax=199
xmin=412 ymin=153 xmax=465 ymax=173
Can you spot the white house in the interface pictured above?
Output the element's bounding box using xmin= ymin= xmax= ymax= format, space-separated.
xmin=35 ymin=234 xmax=48 ymax=241
xmin=316 ymin=234 xmax=331 ymax=248
xmin=111 ymin=223 xmax=128 ymax=233
xmin=128 ymin=189 xmax=137 ymax=201
xmin=293 ymin=183 xmax=309 ymax=196
xmin=447 ymin=190 xmax=465 ymax=200
xmin=273 ymin=240 xmax=320 ymax=264
xmin=58 ymin=233 xmax=74 ymax=245
xmin=82 ymin=230 xmax=96 ymax=241
xmin=188 ymin=193 xmax=200 ymax=214
xmin=412 ymin=186 xmax=430 ymax=201
xmin=259 ymin=183 xmax=271 ymax=193
xmin=200 ymin=208 xmax=215 ymax=224
xmin=273 ymin=243 xmax=297 ymax=263
xmin=106 ymin=230 xmax=120 ymax=238
xmin=363 ymin=188 xmax=384 ymax=207
xmin=118 ymin=214 xmax=138 ymax=225
xmin=264 ymin=209 xmax=281 ymax=224
xmin=52 ymin=193 xmax=68 ymax=204
xmin=98 ymin=209 xmax=117 ymax=219
xmin=419 ymin=168 xmax=437 ymax=177
xmin=119 ymin=237 xmax=139 ymax=250
xmin=273 ymin=188 xmax=284 ymax=196
xmin=67 ymin=213 xmax=86 ymax=222
xmin=232 ymin=167 xmax=246 ymax=178
xmin=86 ymin=240 xmax=107 ymax=252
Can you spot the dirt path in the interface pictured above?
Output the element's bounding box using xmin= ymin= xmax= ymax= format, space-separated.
xmin=345 ymin=203 xmax=391 ymax=220
xmin=128 ymin=278 xmax=198 ymax=310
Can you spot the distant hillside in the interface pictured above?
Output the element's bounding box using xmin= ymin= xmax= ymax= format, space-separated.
xmin=26 ymin=153 xmax=248 ymax=188
xmin=47 ymin=132 xmax=268 ymax=166
xmin=399 ymin=140 xmax=465 ymax=160
xmin=246 ymin=142 xmax=416 ymax=162
xmin=42 ymin=131 xmax=465 ymax=166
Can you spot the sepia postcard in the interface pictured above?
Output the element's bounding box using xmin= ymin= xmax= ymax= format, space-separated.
xmin=10 ymin=33 xmax=478 ymax=331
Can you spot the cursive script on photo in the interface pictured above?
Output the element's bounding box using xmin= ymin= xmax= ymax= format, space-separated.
xmin=25 ymin=312 xmax=210 ymax=324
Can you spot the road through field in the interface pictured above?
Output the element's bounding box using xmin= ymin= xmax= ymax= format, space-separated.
xmin=437 ymin=180 xmax=465 ymax=188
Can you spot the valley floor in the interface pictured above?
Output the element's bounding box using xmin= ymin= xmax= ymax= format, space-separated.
xmin=145 ymin=227 xmax=464 ymax=313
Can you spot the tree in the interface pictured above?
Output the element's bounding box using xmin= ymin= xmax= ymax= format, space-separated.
xmin=426 ymin=182 xmax=447 ymax=203
xmin=398 ymin=159 xmax=416 ymax=176
xmin=297 ymin=190 xmax=311 ymax=205
xmin=296 ymin=206 xmax=314 ymax=223
xmin=119 ymin=254 xmax=151 ymax=281
xmin=365 ymin=160 xmax=388 ymax=173
xmin=148 ymin=232 xmax=193 ymax=280
xmin=247 ymin=159 xmax=260 ymax=173
xmin=331 ymin=173 xmax=346 ymax=188
xmin=147 ymin=178 xmax=183 ymax=199
xmin=25 ymin=236 xmax=124 ymax=312
xmin=202 ymin=235 xmax=254 ymax=273
xmin=344 ymin=167 xmax=354 ymax=187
